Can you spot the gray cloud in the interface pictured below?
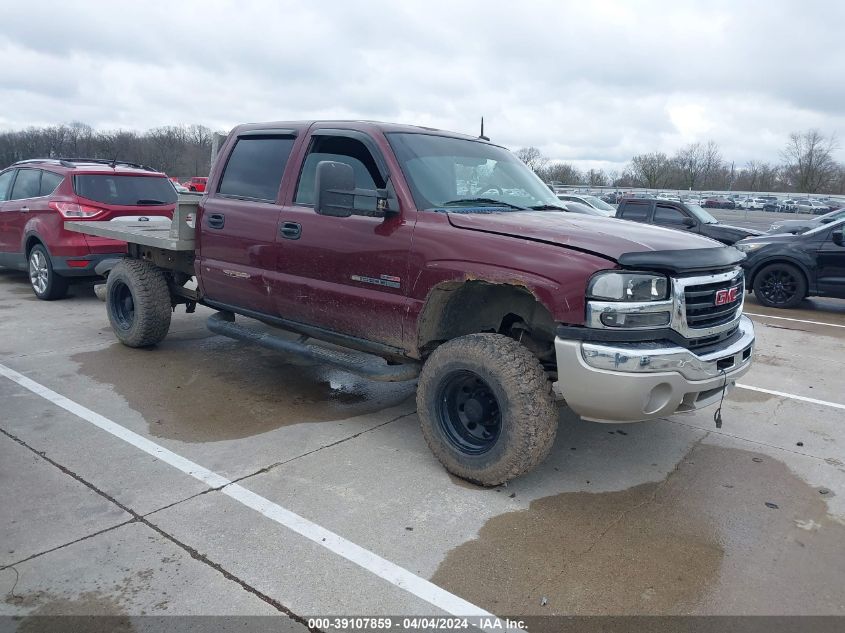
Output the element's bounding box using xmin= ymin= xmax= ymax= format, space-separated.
xmin=1 ymin=0 xmax=843 ymax=171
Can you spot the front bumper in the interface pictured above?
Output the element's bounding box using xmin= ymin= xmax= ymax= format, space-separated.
xmin=553 ymin=316 xmax=754 ymax=422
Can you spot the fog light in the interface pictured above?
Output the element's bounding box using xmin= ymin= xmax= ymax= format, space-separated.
xmin=600 ymin=311 xmax=670 ymax=328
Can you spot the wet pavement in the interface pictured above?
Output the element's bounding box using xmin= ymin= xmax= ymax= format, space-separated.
xmin=0 ymin=267 xmax=844 ymax=625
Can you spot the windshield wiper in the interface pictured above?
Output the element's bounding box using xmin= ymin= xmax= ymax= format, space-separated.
xmin=528 ymin=204 xmax=566 ymax=210
xmin=136 ymin=199 xmax=167 ymax=205
xmin=439 ymin=198 xmax=528 ymax=210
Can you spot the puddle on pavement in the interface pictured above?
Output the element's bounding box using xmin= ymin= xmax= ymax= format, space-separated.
xmin=72 ymin=335 xmax=416 ymax=442
xmin=432 ymin=443 xmax=845 ymax=615
xmin=10 ymin=592 xmax=133 ymax=633
xmin=726 ymin=388 xmax=775 ymax=404
xmin=751 ymin=353 xmax=784 ymax=367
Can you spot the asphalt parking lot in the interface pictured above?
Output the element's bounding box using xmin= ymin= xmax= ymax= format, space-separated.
xmin=1 ymin=226 xmax=844 ymax=629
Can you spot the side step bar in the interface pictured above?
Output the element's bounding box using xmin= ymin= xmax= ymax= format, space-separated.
xmin=207 ymin=312 xmax=420 ymax=382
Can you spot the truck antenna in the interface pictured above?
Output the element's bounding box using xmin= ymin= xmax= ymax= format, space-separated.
xmin=479 ymin=117 xmax=489 ymax=141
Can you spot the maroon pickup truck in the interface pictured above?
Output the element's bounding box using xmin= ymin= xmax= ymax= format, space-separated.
xmin=68 ymin=120 xmax=755 ymax=485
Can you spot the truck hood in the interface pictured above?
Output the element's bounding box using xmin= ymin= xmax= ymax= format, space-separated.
xmin=446 ymin=211 xmax=721 ymax=261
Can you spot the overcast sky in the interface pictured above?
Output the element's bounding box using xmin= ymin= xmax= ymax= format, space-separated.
xmin=1 ymin=0 xmax=843 ymax=172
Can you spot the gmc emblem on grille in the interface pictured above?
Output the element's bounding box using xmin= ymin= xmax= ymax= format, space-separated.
xmin=715 ymin=286 xmax=739 ymax=306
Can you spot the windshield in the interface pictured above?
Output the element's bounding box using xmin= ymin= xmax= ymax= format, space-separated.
xmin=386 ymin=132 xmax=564 ymax=212
xmin=74 ymin=175 xmax=178 ymax=206
xmin=687 ymin=204 xmax=718 ymax=224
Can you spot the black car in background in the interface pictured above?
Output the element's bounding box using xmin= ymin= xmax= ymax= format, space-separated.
xmin=735 ymin=218 xmax=845 ymax=308
xmin=615 ymin=198 xmax=762 ymax=245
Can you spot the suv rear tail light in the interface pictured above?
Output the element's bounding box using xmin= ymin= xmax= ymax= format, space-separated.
xmin=50 ymin=201 xmax=105 ymax=218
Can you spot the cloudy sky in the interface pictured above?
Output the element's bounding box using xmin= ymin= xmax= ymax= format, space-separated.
xmin=1 ymin=0 xmax=843 ymax=172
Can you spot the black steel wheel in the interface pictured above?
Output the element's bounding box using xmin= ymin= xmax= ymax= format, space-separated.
xmin=416 ymin=333 xmax=558 ymax=486
xmin=110 ymin=279 xmax=136 ymax=330
xmin=106 ymin=259 xmax=172 ymax=347
xmin=436 ymin=370 xmax=502 ymax=455
xmin=753 ymin=263 xmax=807 ymax=309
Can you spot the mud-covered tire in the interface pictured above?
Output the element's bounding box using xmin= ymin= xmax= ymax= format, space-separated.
xmin=106 ymin=259 xmax=172 ymax=347
xmin=28 ymin=244 xmax=69 ymax=300
xmin=752 ymin=262 xmax=807 ymax=309
xmin=416 ymin=333 xmax=558 ymax=486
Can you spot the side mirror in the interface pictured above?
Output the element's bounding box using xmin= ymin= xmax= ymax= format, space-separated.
xmin=314 ymin=160 xmax=398 ymax=218
xmin=682 ymin=217 xmax=696 ymax=227
xmin=833 ymin=230 xmax=844 ymax=247
xmin=821 ymin=217 xmax=833 ymax=224
xmin=315 ymin=161 xmax=355 ymax=217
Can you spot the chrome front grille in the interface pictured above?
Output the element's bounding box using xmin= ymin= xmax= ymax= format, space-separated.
xmin=683 ymin=273 xmax=744 ymax=329
xmin=671 ymin=269 xmax=745 ymax=344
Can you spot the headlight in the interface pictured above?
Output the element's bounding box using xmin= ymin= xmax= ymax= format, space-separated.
xmin=770 ymin=224 xmax=781 ymax=230
xmin=588 ymin=272 xmax=669 ymax=302
xmin=735 ymin=242 xmax=766 ymax=252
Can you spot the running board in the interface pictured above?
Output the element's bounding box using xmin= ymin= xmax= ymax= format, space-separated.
xmin=207 ymin=312 xmax=419 ymax=382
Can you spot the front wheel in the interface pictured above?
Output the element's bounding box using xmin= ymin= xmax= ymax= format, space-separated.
xmin=106 ymin=259 xmax=172 ymax=347
xmin=752 ymin=262 xmax=807 ymax=309
xmin=29 ymin=244 xmax=68 ymax=300
xmin=416 ymin=333 xmax=558 ymax=486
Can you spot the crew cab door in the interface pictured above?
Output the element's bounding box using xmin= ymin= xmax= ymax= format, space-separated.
xmin=816 ymin=223 xmax=845 ymax=297
xmin=272 ymin=129 xmax=413 ymax=349
xmin=197 ymin=131 xmax=298 ymax=314
xmin=616 ymin=199 xmax=654 ymax=223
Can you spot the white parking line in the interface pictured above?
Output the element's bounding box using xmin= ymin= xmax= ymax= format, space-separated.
xmin=737 ymin=384 xmax=845 ymax=411
xmin=745 ymin=312 xmax=845 ymax=329
xmin=0 ymin=362 xmax=493 ymax=621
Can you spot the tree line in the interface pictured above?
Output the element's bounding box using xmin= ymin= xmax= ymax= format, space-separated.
xmin=517 ymin=129 xmax=845 ymax=195
xmin=0 ymin=122 xmax=225 ymax=179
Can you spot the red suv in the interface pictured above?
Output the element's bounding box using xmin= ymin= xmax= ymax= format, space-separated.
xmin=185 ymin=176 xmax=208 ymax=192
xmin=0 ymin=159 xmax=176 ymax=299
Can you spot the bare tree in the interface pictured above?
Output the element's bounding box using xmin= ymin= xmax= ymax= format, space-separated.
xmin=586 ymin=168 xmax=608 ymax=187
xmin=699 ymin=141 xmax=723 ymax=189
xmin=515 ymin=147 xmax=548 ymax=174
xmin=781 ymin=129 xmax=839 ymax=193
xmin=541 ymin=161 xmax=582 ymax=185
xmin=673 ymin=142 xmax=706 ymax=190
xmin=629 ymin=152 xmax=672 ymax=188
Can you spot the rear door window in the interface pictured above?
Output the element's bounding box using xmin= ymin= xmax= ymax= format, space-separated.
xmin=10 ymin=169 xmax=41 ymax=200
xmin=217 ymin=136 xmax=295 ymax=202
xmin=0 ymin=170 xmax=15 ymax=201
xmin=74 ymin=175 xmax=178 ymax=206
xmin=40 ymin=171 xmax=64 ymax=196
xmin=618 ymin=201 xmax=651 ymax=221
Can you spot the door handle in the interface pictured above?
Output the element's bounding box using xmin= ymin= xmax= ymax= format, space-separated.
xmin=207 ymin=213 xmax=225 ymax=229
xmin=20 ymin=206 xmax=29 ymax=213
xmin=280 ymin=222 xmax=301 ymax=240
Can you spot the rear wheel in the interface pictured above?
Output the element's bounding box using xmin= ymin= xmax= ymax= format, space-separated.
xmin=416 ymin=333 xmax=558 ymax=486
xmin=28 ymin=244 xmax=68 ymax=300
xmin=753 ymin=262 xmax=807 ymax=309
xmin=106 ymin=259 xmax=172 ymax=347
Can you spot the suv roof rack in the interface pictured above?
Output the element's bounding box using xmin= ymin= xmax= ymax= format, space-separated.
xmin=58 ymin=158 xmax=159 ymax=172
xmin=12 ymin=158 xmax=76 ymax=168
xmin=11 ymin=157 xmax=159 ymax=172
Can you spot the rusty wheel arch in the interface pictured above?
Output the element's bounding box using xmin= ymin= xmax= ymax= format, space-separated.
xmin=415 ymin=280 xmax=557 ymax=360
